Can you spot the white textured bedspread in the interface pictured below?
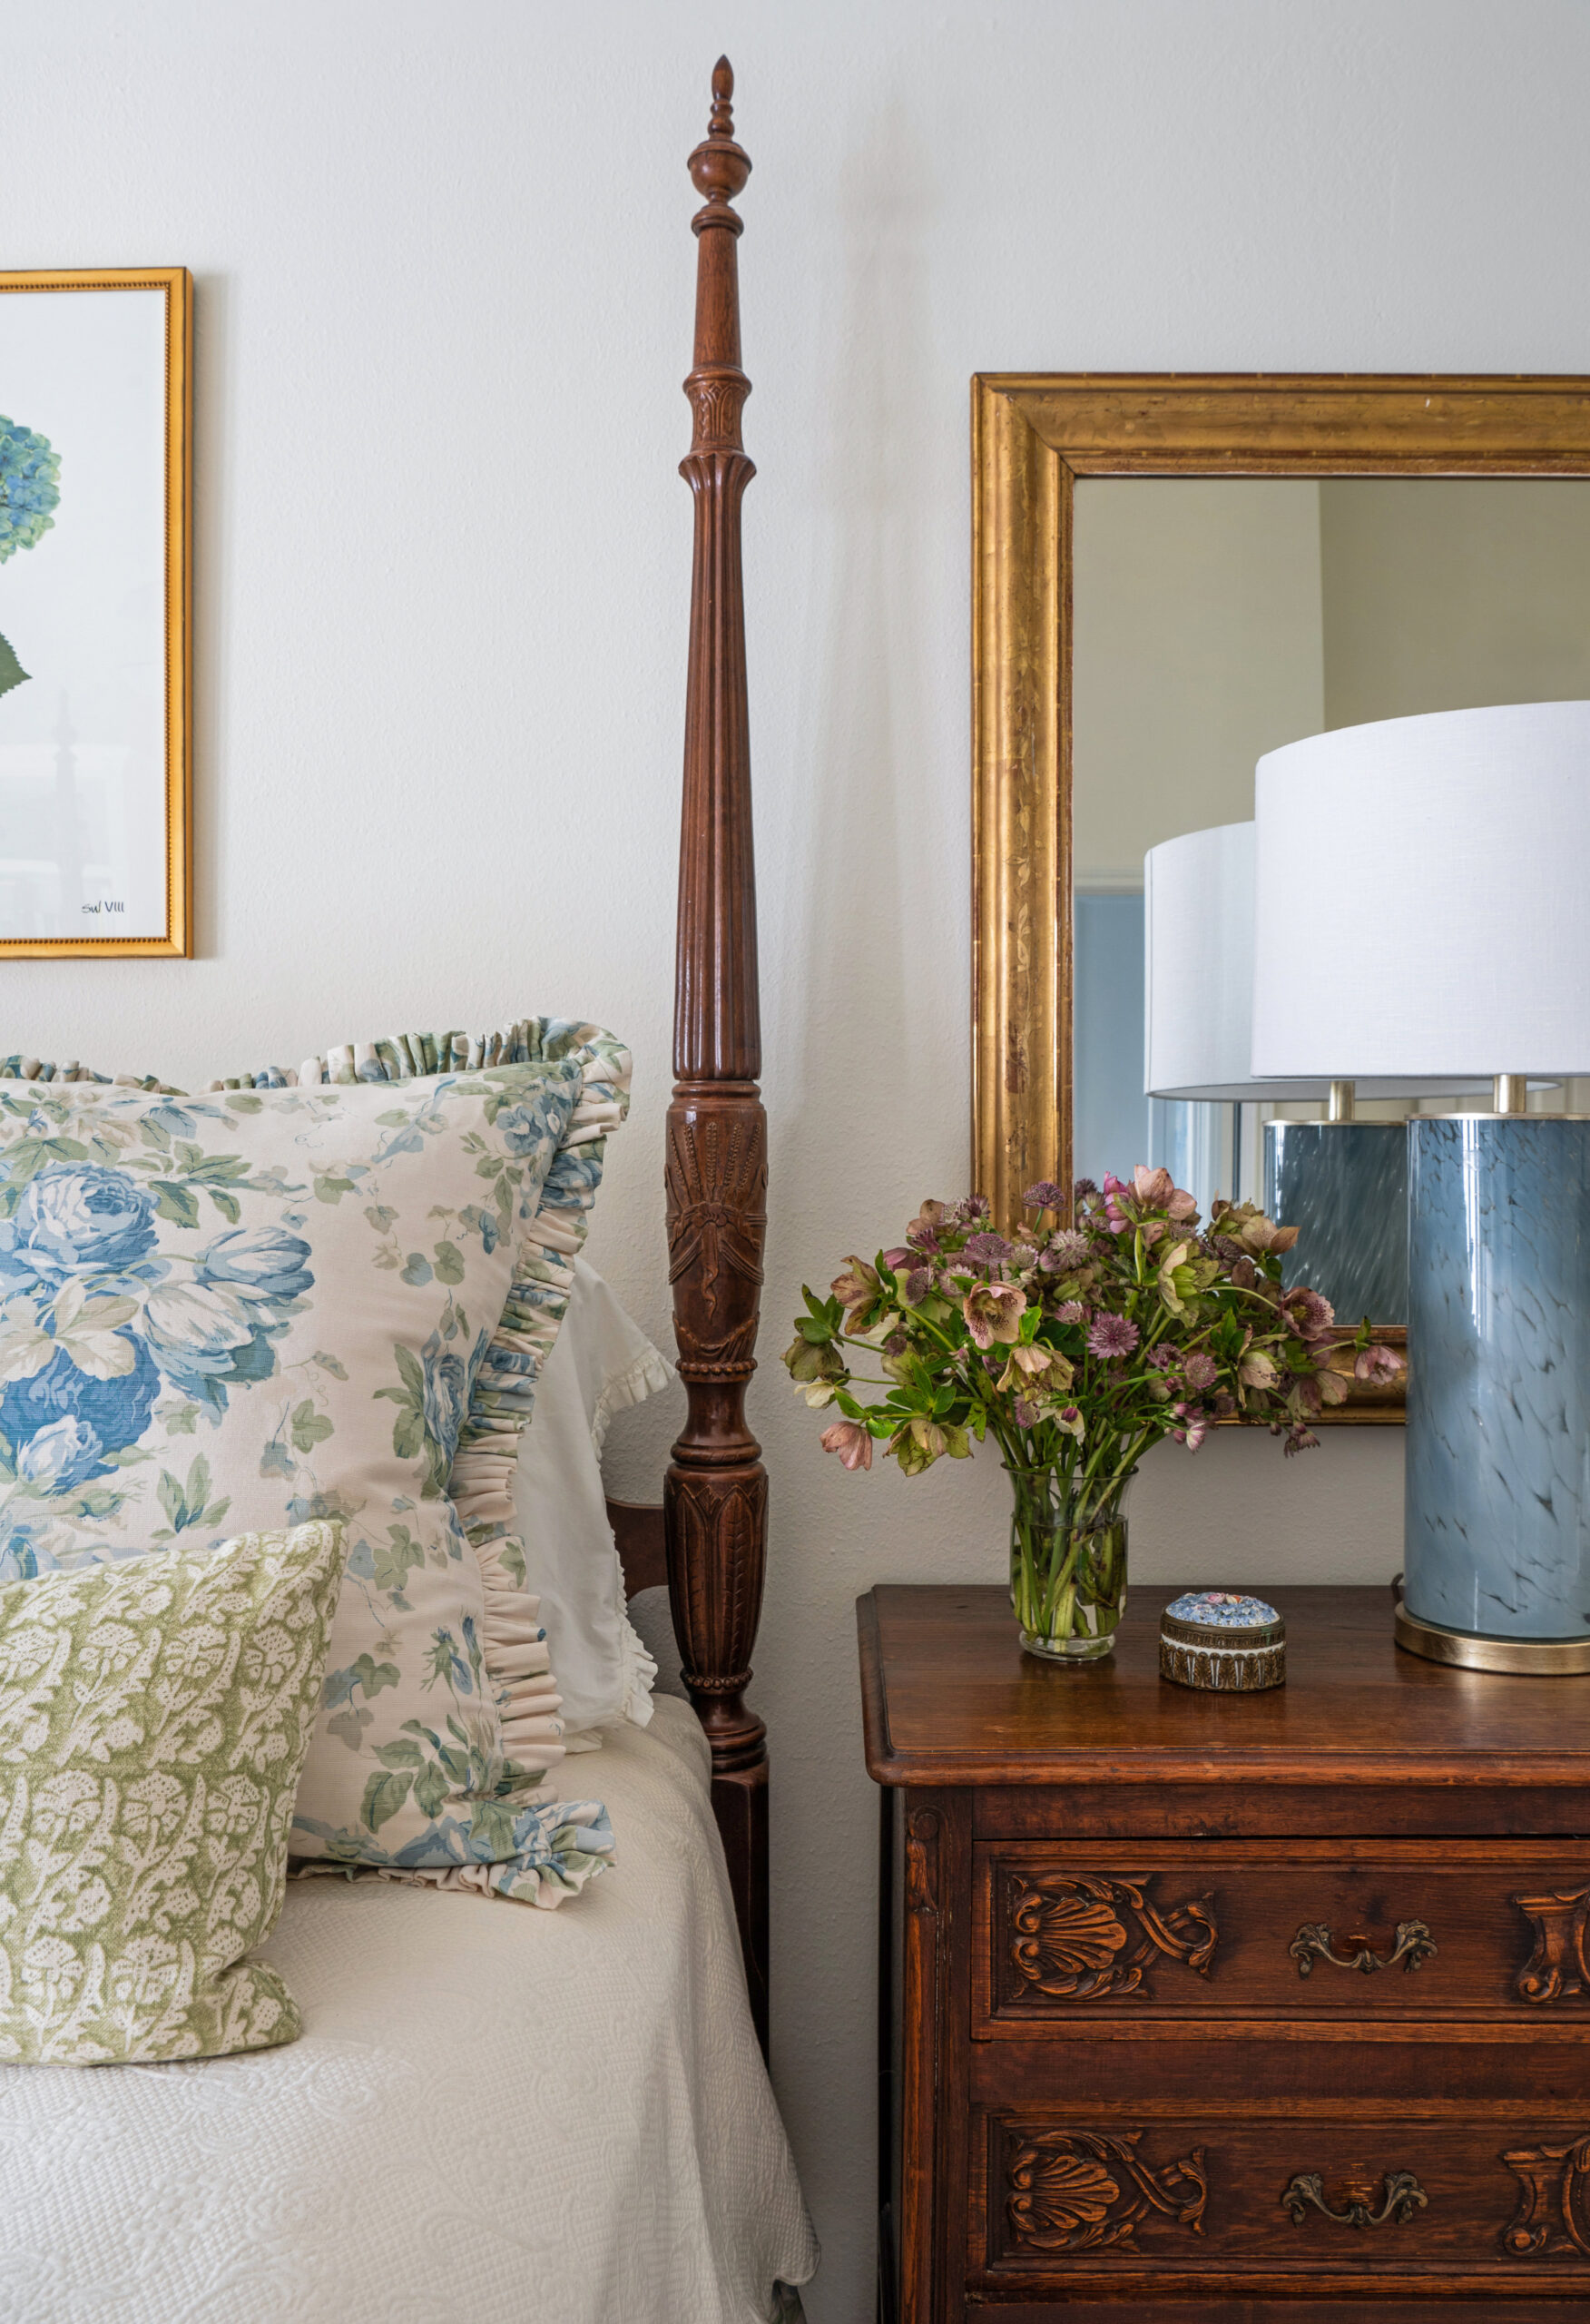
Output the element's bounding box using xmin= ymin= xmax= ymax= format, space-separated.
xmin=0 ymin=1698 xmax=817 ymax=2324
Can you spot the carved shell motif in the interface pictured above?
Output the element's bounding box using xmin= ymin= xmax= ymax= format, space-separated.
xmin=1005 ymin=2128 xmax=1208 ymax=2255
xmin=1006 ymin=1870 xmax=1218 ymax=2004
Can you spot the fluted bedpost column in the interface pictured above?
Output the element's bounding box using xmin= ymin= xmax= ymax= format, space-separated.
xmin=665 ymin=58 xmax=770 ymax=2052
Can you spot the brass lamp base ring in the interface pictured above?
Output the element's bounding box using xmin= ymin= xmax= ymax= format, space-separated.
xmin=1394 ymin=1601 xmax=1590 ymax=1676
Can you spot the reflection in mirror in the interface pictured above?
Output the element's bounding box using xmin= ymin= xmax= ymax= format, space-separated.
xmin=1072 ymin=478 xmax=1590 ymax=1326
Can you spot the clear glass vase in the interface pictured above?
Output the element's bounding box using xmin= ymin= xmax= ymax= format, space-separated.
xmin=1006 ymin=1463 xmax=1131 ymax=1663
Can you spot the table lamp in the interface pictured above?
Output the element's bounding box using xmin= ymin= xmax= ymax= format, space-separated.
xmin=1144 ymin=820 xmax=1466 ymax=1324
xmin=1251 ymin=700 xmax=1590 ymax=1673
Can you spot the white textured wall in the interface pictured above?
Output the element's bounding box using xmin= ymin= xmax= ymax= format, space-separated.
xmin=9 ymin=6 xmax=1588 ymax=2317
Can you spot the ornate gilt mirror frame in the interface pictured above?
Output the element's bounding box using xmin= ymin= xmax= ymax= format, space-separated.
xmin=971 ymin=373 xmax=1590 ymax=1420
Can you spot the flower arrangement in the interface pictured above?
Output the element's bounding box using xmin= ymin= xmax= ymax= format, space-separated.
xmin=786 ymin=1169 xmax=1401 ymax=1659
xmin=0 ymin=413 xmax=62 ymax=703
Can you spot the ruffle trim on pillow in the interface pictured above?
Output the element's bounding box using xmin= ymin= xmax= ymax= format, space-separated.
xmin=591 ymin=1342 xmax=676 ymax=1459
xmin=618 ymin=1612 xmax=659 ymax=1728
xmin=290 ymin=1799 xmax=614 ymax=1909
xmin=0 ymin=1016 xmax=634 ymax=1865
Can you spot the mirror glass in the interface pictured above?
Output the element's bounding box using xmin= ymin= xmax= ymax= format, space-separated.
xmin=1071 ymin=477 xmax=1590 ymax=1324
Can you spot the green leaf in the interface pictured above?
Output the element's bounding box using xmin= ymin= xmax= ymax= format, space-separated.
xmin=364 ymin=1205 xmax=398 ymax=1233
xmin=0 ymin=631 xmax=30 ymax=701
xmin=432 ymin=1240 xmax=464 ymax=1285
xmin=229 ymin=1094 xmax=264 ymax=1114
xmin=375 ymin=1109 xmax=409 ymax=1128
xmin=315 ymin=1173 xmax=357 ymax=1204
xmin=259 ymin=1438 xmax=296 ymax=1480
xmin=468 ymin=1797 xmax=515 ymax=1856
xmin=201 ymin=1495 xmax=231 ymax=1529
xmin=371 ymin=1524 xmax=424 ymax=1593
xmin=314 ymin=1351 xmax=348 ymax=1380
xmin=351 ymin=1653 xmax=401 ymax=1699
xmin=206 ymin=1187 xmax=241 ymax=1224
xmin=151 ymin=1180 xmax=201 ymax=1230
xmin=413 ymin=1761 xmax=449 ymax=1821
xmin=391 ymin=1409 xmax=424 ymax=1462
xmin=393 ymin=1343 xmax=425 ymax=1403
xmin=165 ymin=1404 xmax=199 ymax=1437
xmin=138 ymin=1118 xmax=172 ymax=1154
xmin=290 ymin=1399 xmax=334 ymax=1452
xmin=359 ymin=1768 xmax=415 ymax=1833
xmin=372 ymin=1738 xmax=424 ymax=1768
xmin=155 ymin=1470 xmax=186 ymax=1531
xmin=400 ymin=1252 xmax=433 ymax=1286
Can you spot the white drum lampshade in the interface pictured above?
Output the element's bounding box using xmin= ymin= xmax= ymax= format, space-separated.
xmin=1251 ymin=700 xmax=1590 ymax=1670
xmin=1251 ymin=701 xmax=1590 ymax=1084
xmin=1145 ymin=820 xmax=1439 ymax=1324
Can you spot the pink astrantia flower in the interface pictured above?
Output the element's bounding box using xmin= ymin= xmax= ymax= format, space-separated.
xmin=1022 ymin=1181 xmax=1066 ymax=1213
xmin=963 ymin=1282 xmax=1025 ymax=1348
xmin=1087 ymin=1314 xmax=1140 ymax=1362
xmin=820 ymin=1420 xmax=873 ymax=1471
xmin=1183 ymin=1352 xmax=1218 ymax=1393
xmin=1053 ymin=1300 xmax=1087 ymax=1327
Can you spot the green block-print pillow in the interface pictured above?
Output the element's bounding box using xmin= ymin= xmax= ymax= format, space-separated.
xmin=0 ymin=1521 xmax=344 ymax=2064
xmin=0 ymin=1063 xmax=616 ymax=1905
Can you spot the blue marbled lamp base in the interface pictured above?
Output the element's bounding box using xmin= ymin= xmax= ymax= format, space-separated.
xmin=1263 ymin=1121 xmax=1408 ymax=1326
xmin=1405 ymin=1116 xmax=1590 ymax=1645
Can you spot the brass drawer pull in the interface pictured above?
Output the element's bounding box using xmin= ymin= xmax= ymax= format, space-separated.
xmin=1290 ymin=1919 xmax=1437 ymax=1977
xmin=1282 ymin=2170 xmax=1428 ymax=2230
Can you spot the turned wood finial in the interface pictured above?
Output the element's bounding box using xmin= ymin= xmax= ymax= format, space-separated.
xmin=689 ymin=54 xmax=751 ymax=227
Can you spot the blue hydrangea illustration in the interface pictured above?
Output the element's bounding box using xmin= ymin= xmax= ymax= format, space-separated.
xmin=0 ymin=415 xmax=61 ymax=702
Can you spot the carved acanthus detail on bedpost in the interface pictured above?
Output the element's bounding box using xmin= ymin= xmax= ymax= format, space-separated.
xmin=667 ymin=56 xmax=770 ymax=2055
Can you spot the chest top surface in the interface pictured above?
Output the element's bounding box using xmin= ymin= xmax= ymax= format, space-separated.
xmin=859 ymin=1583 xmax=1590 ymax=1788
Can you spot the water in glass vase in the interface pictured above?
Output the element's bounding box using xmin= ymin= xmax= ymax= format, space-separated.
xmin=1007 ymin=1463 xmax=1130 ymax=1661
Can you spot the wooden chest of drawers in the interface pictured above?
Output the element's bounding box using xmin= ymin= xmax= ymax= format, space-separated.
xmin=859 ymin=1583 xmax=1590 ymax=2319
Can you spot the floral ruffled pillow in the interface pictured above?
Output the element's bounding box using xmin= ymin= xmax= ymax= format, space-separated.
xmin=0 ymin=1032 xmax=628 ymax=1905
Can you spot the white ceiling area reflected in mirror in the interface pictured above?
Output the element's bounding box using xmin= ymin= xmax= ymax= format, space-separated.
xmin=1071 ymin=477 xmax=1590 ymax=1267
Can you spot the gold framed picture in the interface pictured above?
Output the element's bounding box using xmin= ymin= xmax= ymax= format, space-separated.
xmin=0 ymin=269 xmax=192 ymax=956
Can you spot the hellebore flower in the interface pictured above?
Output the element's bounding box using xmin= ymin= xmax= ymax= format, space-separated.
xmin=831 ymin=1256 xmax=884 ymax=1330
xmin=1053 ymin=1404 xmax=1085 ymax=1441
xmin=1282 ymin=1286 xmax=1336 ymax=1342
xmin=820 ymin=1420 xmax=873 ymax=1471
xmin=1355 ymin=1343 xmax=1405 ymax=1384
xmin=1157 ymin=1241 xmax=1202 ymax=1318
xmin=1239 ymin=1350 xmax=1280 ymax=1391
xmin=1132 ymin=1165 xmax=1175 ymax=1207
xmin=962 ymin=1282 xmax=1026 ymax=1348
xmin=1283 ymin=1423 xmax=1321 ymax=1456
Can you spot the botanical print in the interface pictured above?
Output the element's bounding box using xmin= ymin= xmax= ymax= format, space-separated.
xmin=0 ymin=1059 xmax=616 ymax=1902
xmin=0 ymin=1520 xmax=345 ymax=2064
xmin=0 ymin=413 xmax=60 ymax=701
xmin=0 ymin=278 xmax=184 ymax=946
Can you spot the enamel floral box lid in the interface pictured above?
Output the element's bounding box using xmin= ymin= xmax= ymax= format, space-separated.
xmin=1160 ymin=1590 xmax=1287 ymax=1691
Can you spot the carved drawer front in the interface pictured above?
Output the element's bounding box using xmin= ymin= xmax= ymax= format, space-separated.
xmin=975 ymin=1845 xmax=1590 ymax=2023
xmin=974 ymin=2112 xmax=1590 ymax=2282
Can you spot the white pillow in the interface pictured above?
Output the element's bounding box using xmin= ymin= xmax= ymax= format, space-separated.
xmin=515 ymin=1258 xmax=672 ymax=1742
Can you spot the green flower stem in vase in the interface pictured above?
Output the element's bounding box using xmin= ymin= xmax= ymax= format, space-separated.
xmin=1006 ymin=1462 xmax=1131 ymax=1661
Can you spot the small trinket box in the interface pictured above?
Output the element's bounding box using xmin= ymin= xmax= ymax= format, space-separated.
xmin=1160 ymin=1590 xmax=1286 ymax=1691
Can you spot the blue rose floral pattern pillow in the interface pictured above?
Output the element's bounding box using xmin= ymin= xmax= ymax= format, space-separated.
xmin=0 ymin=1030 xmax=630 ymax=1906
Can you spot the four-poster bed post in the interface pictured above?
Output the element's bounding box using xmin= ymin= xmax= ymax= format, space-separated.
xmin=609 ymin=57 xmax=770 ymax=2054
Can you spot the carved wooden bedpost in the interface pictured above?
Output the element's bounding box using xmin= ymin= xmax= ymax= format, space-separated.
xmin=667 ymin=57 xmax=770 ymax=2053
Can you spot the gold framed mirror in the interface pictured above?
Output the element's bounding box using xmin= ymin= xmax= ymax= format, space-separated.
xmin=971 ymin=374 xmax=1590 ymax=1420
